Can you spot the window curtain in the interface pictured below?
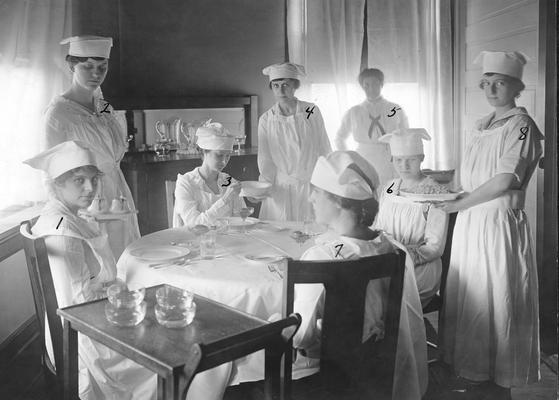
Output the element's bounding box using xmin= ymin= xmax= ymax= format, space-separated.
xmin=0 ymin=0 xmax=72 ymax=209
xmin=287 ymin=0 xmax=453 ymax=170
xmin=287 ymin=0 xmax=365 ymax=149
xmin=366 ymin=0 xmax=453 ymax=170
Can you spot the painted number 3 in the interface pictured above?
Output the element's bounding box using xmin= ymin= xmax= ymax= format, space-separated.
xmin=221 ymin=176 xmax=232 ymax=187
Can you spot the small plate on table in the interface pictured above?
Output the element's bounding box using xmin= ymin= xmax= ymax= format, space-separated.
xmin=243 ymin=254 xmax=286 ymax=264
xmin=398 ymin=191 xmax=462 ymax=203
xmin=225 ymin=217 xmax=260 ymax=228
xmin=79 ymin=210 xmax=138 ymax=221
xmin=130 ymin=245 xmax=190 ymax=262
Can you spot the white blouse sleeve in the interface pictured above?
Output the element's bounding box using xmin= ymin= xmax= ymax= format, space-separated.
xmin=43 ymin=235 xmax=96 ymax=308
xmin=496 ymin=115 xmax=544 ymax=186
xmin=334 ymin=110 xmax=352 ymax=150
xmin=44 ymin=110 xmax=71 ymax=149
xmin=406 ymin=205 xmax=448 ymax=266
xmin=313 ymin=106 xmax=332 ymax=155
xmin=257 ymin=114 xmax=277 ymax=185
xmin=173 ymin=175 xmax=235 ymax=227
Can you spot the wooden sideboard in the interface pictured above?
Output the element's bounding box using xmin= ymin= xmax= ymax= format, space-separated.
xmin=121 ymin=149 xmax=259 ymax=235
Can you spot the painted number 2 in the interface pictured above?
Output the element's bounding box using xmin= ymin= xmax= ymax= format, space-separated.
xmin=221 ymin=176 xmax=232 ymax=187
xmin=334 ymin=244 xmax=343 ymax=258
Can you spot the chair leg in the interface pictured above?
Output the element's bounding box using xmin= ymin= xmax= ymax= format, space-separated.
xmin=264 ymin=342 xmax=284 ymax=400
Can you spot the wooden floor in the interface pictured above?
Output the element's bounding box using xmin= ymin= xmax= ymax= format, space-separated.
xmin=1 ymin=316 xmax=556 ymax=400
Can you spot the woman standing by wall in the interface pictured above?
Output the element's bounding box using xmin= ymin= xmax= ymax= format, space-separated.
xmin=438 ymin=51 xmax=543 ymax=399
xmin=43 ymin=36 xmax=139 ymax=258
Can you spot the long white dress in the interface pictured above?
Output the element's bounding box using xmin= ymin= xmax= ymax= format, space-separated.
xmin=299 ymin=231 xmax=428 ymax=400
xmin=441 ymin=107 xmax=543 ymax=387
xmin=32 ymin=199 xmax=157 ymax=400
xmin=44 ymin=94 xmax=140 ymax=258
xmin=258 ymin=99 xmax=331 ymax=221
xmin=173 ymin=167 xmax=245 ymax=228
xmin=374 ymin=177 xmax=448 ymax=305
xmin=334 ymin=97 xmax=409 ymax=186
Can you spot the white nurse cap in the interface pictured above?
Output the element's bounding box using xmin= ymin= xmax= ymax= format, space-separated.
xmin=60 ymin=35 xmax=113 ymax=59
xmin=23 ymin=141 xmax=99 ymax=179
xmin=195 ymin=120 xmax=236 ymax=151
xmin=379 ymin=128 xmax=431 ymax=157
xmin=473 ymin=51 xmax=528 ymax=80
xmin=311 ymin=151 xmax=379 ymax=200
xmin=262 ymin=62 xmax=306 ymax=81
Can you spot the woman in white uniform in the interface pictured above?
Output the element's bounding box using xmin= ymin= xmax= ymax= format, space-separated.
xmin=374 ymin=129 xmax=448 ymax=306
xmin=26 ymin=141 xmax=232 ymax=400
xmin=437 ymin=51 xmax=543 ymax=399
xmin=257 ymin=62 xmax=332 ymax=221
xmin=173 ymin=121 xmax=245 ymax=227
xmin=296 ymin=151 xmax=427 ymax=400
xmin=334 ymin=68 xmax=409 ymax=186
xmin=44 ymin=36 xmax=139 ymax=258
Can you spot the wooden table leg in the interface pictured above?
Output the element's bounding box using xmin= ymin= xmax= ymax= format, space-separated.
xmin=157 ymin=344 xmax=201 ymax=400
xmin=62 ymin=319 xmax=78 ymax=400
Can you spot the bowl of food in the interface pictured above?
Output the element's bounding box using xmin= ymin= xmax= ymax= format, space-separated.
xmin=240 ymin=181 xmax=272 ymax=198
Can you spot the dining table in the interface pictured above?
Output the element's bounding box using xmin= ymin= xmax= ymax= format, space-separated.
xmin=117 ymin=218 xmax=428 ymax=398
xmin=117 ymin=219 xmax=322 ymax=384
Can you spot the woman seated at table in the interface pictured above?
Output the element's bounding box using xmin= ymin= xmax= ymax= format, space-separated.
xmin=173 ymin=121 xmax=245 ymax=228
xmin=293 ymin=151 xmax=427 ymax=400
xmin=374 ymin=128 xmax=449 ymax=306
xmin=25 ymin=140 xmax=231 ymax=400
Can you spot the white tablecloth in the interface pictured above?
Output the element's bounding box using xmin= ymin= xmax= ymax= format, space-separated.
xmin=118 ymin=222 xmax=319 ymax=384
xmin=118 ymin=222 xmax=427 ymax=398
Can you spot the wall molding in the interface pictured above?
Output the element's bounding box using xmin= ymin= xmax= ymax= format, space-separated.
xmin=467 ymin=24 xmax=537 ymax=47
xmin=466 ymin=0 xmax=536 ymax=25
xmin=0 ymin=316 xmax=39 ymax=373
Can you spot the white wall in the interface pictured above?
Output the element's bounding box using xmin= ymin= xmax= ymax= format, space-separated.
xmin=457 ymin=0 xmax=540 ymax=245
xmin=0 ymin=250 xmax=35 ymax=344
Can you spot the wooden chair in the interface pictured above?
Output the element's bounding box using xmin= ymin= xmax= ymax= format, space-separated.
xmin=422 ymin=212 xmax=458 ymax=315
xmin=282 ymin=250 xmax=406 ymax=399
xmin=422 ymin=212 xmax=458 ymax=360
xmin=20 ymin=220 xmax=63 ymax=398
xmin=165 ymin=180 xmax=176 ymax=228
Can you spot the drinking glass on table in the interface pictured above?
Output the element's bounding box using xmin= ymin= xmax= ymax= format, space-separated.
xmin=200 ymin=226 xmax=217 ymax=259
xmin=239 ymin=206 xmax=254 ymax=233
xmin=105 ymin=283 xmax=146 ymax=327
xmin=155 ymin=285 xmax=196 ymax=328
xmin=234 ymin=134 xmax=246 ymax=154
xmin=189 ymin=224 xmax=210 ymax=252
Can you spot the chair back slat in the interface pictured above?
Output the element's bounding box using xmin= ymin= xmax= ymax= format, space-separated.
xmin=20 ymin=221 xmax=64 ymax=379
xmin=165 ymin=180 xmax=176 ymax=228
xmin=282 ymin=249 xmax=406 ymax=397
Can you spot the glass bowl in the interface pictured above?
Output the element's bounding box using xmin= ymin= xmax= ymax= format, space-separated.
xmin=155 ymin=285 xmax=196 ymax=328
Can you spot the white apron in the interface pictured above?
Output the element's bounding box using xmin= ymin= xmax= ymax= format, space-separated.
xmin=374 ymin=179 xmax=447 ymax=305
xmin=257 ymin=100 xmax=331 ymax=222
xmin=441 ymin=115 xmax=541 ymax=387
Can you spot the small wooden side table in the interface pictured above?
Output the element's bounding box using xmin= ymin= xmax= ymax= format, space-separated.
xmin=57 ymin=285 xmax=300 ymax=400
